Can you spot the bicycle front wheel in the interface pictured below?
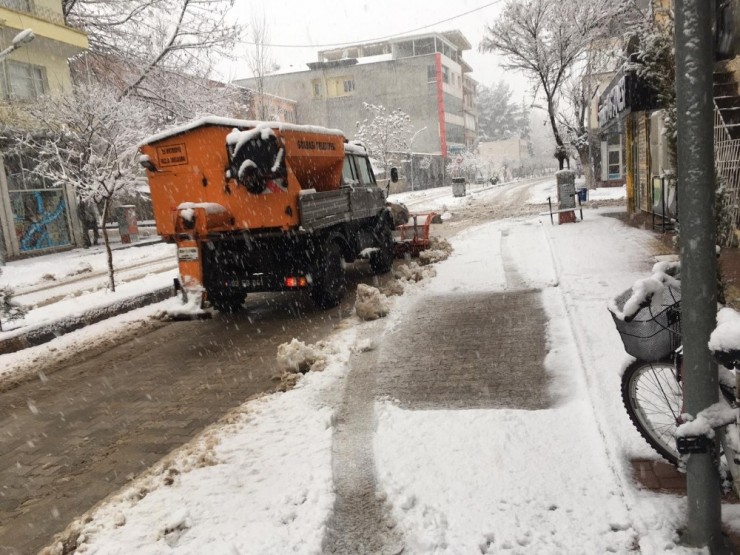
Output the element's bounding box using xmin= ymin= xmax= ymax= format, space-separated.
xmin=622 ymin=359 xmax=682 ymax=466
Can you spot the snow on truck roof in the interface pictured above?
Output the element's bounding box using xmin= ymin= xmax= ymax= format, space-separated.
xmin=139 ymin=116 xmax=345 ymax=148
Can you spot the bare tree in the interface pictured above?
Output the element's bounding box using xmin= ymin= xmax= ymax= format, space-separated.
xmin=245 ymin=12 xmax=277 ymax=120
xmin=15 ymin=84 xmax=152 ymax=291
xmin=480 ymin=0 xmax=627 ymax=169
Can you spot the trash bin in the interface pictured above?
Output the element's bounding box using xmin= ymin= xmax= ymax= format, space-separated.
xmin=116 ymin=205 xmax=139 ymax=244
xmin=577 ymin=187 xmax=588 ymax=203
xmin=452 ymin=177 xmax=466 ymax=197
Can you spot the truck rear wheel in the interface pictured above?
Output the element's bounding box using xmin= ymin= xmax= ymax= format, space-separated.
xmin=311 ymin=240 xmax=346 ymax=308
xmin=369 ymin=223 xmax=394 ymax=275
xmin=209 ymin=290 xmax=245 ymax=313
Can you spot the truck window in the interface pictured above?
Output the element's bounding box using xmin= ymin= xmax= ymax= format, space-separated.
xmin=355 ymin=156 xmax=376 ymax=187
xmin=342 ymin=155 xmax=358 ymax=186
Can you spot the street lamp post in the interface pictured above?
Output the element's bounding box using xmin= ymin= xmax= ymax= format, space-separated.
xmin=0 ymin=28 xmax=35 ymax=266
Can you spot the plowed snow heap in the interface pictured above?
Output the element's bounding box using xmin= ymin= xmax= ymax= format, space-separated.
xmin=139 ymin=117 xmax=395 ymax=312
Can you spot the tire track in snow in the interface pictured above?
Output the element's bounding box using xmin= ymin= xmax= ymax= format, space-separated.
xmin=322 ymin=320 xmax=404 ymax=555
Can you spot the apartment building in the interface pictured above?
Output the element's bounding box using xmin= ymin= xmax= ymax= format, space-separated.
xmin=0 ymin=0 xmax=88 ymax=260
xmin=236 ymin=30 xmax=478 ymax=188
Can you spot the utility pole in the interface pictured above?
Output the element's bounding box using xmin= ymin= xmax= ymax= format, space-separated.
xmin=675 ymin=1 xmax=724 ymax=551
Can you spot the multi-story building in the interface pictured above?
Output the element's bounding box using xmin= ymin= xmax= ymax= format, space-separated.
xmin=0 ymin=0 xmax=88 ymax=260
xmin=235 ymin=30 xmax=478 ymax=188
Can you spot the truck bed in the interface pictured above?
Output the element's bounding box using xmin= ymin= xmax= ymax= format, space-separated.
xmin=299 ymin=187 xmax=385 ymax=231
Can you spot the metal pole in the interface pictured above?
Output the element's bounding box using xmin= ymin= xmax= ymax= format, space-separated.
xmin=675 ymin=1 xmax=724 ymax=551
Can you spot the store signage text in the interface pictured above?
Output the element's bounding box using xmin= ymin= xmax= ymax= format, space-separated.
xmin=598 ymin=76 xmax=628 ymax=128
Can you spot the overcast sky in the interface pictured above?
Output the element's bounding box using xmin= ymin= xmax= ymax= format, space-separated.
xmin=219 ymin=0 xmax=531 ymax=102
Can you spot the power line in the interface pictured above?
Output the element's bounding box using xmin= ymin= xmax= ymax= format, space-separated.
xmin=238 ymin=0 xmax=502 ymax=49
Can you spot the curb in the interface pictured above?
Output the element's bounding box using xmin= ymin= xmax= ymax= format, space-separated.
xmin=0 ymin=287 xmax=173 ymax=356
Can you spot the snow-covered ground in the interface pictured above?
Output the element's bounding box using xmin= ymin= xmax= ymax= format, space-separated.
xmin=36 ymin=198 xmax=736 ymax=554
xmin=526 ymin=177 xmax=626 ymax=205
xmin=0 ymin=242 xmax=175 ymax=336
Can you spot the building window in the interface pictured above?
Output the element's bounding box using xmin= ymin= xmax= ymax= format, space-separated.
xmin=311 ymin=79 xmax=321 ymax=98
xmin=414 ymin=38 xmax=435 ymax=56
xmin=427 ymin=64 xmax=436 ymax=83
xmin=0 ymin=61 xmax=48 ymax=100
xmin=441 ymin=65 xmax=449 ymax=84
xmin=327 ymin=76 xmax=355 ymax=98
xmin=601 ymin=134 xmax=623 ymax=181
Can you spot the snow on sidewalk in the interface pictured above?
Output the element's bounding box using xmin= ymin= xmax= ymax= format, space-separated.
xmin=47 ymin=208 xmax=709 ymax=554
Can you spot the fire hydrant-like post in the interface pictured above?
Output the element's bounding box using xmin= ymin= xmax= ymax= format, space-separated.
xmin=675 ymin=1 xmax=724 ymax=551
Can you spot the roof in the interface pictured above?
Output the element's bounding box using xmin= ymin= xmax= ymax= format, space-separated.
xmin=139 ymin=117 xmax=344 ymax=147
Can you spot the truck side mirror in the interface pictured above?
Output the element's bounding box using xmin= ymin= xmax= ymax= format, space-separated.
xmin=390 ymin=167 xmax=399 ymax=183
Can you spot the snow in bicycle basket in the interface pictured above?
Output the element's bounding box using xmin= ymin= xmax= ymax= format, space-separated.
xmin=609 ymin=278 xmax=681 ymax=362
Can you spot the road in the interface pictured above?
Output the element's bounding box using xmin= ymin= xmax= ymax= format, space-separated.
xmin=0 ymin=176 xmax=578 ymax=554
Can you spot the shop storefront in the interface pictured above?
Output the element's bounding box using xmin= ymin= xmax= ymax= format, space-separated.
xmin=0 ymin=152 xmax=80 ymax=260
xmin=597 ymin=70 xmax=661 ymax=214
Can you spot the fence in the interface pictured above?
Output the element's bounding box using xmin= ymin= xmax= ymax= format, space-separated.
xmin=714 ymin=102 xmax=740 ymax=246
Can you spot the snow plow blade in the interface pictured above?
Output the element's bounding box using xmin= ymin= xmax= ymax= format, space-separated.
xmin=394 ymin=211 xmax=436 ymax=258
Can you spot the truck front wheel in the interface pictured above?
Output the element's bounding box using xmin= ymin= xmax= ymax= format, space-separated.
xmin=369 ymin=223 xmax=394 ymax=274
xmin=311 ymin=240 xmax=346 ymax=308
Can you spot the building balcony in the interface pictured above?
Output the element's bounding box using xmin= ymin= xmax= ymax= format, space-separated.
xmin=0 ymin=0 xmax=87 ymax=54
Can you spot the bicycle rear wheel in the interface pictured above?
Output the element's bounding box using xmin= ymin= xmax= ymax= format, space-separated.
xmin=622 ymin=359 xmax=682 ymax=466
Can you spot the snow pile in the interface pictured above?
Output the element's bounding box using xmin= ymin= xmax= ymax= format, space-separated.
xmin=65 ymin=261 xmax=93 ymax=277
xmin=709 ymin=307 xmax=740 ymax=354
xmin=159 ymin=288 xmax=207 ymax=319
xmin=354 ymin=284 xmax=390 ymax=321
xmin=418 ymin=236 xmax=453 ymax=265
xmin=381 ymin=279 xmax=405 ymax=297
xmin=394 ymin=262 xmax=436 ymax=284
xmin=225 ymin=124 xmax=275 ymax=155
xmin=608 ymin=269 xmax=680 ymax=321
xmin=676 ymin=403 xmax=739 ymax=439
xmin=177 ymin=203 xmax=227 ymax=224
xmin=276 ymin=338 xmax=326 ymax=373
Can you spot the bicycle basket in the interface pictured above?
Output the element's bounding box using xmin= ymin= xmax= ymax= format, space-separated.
xmin=610 ymin=284 xmax=681 ymax=361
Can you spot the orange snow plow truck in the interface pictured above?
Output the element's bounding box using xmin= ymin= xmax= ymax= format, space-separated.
xmin=139 ymin=117 xmax=395 ymax=312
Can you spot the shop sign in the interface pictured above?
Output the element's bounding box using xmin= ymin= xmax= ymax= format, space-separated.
xmin=598 ymin=76 xmax=628 ymax=128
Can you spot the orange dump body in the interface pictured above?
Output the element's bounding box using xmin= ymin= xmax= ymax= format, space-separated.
xmin=139 ymin=121 xmax=346 ymax=238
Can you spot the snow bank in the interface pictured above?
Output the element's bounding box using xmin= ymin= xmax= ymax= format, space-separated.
xmin=394 ymin=262 xmax=436 ymax=284
xmin=159 ymin=288 xmax=207 ymax=319
xmin=709 ymin=307 xmax=740 ymax=354
xmin=276 ymin=338 xmax=326 ymax=373
xmin=354 ymin=284 xmax=390 ymax=321
xmin=418 ymin=237 xmax=452 ymax=265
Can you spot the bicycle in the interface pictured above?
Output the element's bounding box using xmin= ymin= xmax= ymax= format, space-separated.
xmin=609 ymin=264 xmax=740 ymax=494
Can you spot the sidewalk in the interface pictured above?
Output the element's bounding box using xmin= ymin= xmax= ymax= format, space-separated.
xmin=0 ymin=234 xmax=175 ymax=356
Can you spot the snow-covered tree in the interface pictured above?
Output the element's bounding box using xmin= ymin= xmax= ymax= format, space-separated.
xmin=624 ymin=2 xmax=675 ymax=164
xmin=63 ymin=0 xmax=242 ymax=113
xmin=0 ymin=286 xmax=27 ymax=331
xmin=15 ymin=84 xmax=152 ymax=292
xmin=446 ymin=151 xmax=483 ymax=182
xmin=480 ymin=0 xmax=630 ymax=169
xmin=477 ymin=82 xmax=529 ymax=141
xmin=355 ymin=103 xmax=414 ymax=177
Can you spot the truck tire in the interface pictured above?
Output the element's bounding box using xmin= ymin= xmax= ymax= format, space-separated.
xmin=311 ymin=240 xmax=346 ymax=308
xmin=209 ymin=290 xmax=245 ymax=313
xmin=369 ymin=222 xmax=394 ymax=274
